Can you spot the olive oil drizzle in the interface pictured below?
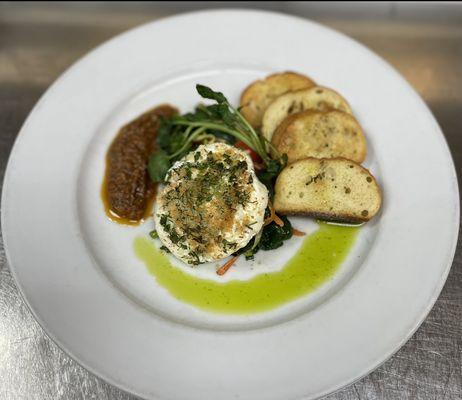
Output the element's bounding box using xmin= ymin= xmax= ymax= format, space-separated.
xmin=134 ymin=223 xmax=359 ymax=314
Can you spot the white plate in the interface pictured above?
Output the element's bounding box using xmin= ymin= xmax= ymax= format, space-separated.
xmin=2 ymin=10 xmax=459 ymax=400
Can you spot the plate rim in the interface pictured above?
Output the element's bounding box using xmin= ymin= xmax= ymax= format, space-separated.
xmin=1 ymin=8 xmax=460 ymax=400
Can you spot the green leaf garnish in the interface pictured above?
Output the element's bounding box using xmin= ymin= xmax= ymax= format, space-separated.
xmin=148 ymin=150 xmax=171 ymax=183
xmin=147 ymin=84 xmax=287 ymax=182
xmin=196 ymin=84 xmax=227 ymax=103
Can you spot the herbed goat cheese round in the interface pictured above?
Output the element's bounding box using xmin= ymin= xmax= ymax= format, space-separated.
xmin=154 ymin=143 xmax=268 ymax=265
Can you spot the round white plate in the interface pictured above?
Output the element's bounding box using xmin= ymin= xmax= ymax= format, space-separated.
xmin=2 ymin=10 xmax=459 ymax=400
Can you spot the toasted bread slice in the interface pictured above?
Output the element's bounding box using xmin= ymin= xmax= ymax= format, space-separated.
xmin=274 ymin=158 xmax=381 ymax=223
xmin=272 ymin=110 xmax=366 ymax=163
xmin=240 ymin=72 xmax=315 ymax=129
xmin=262 ymin=86 xmax=353 ymax=142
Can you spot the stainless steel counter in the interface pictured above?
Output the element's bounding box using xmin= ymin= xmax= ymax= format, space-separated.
xmin=0 ymin=3 xmax=461 ymax=399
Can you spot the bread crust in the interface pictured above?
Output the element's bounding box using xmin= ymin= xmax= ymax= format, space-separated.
xmin=261 ymin=86 xmax=353 ymax=142
xmin=274 ymin=157 xmax=381 ymax=223
xmin=239 ymin=71 xmax=315 ymax=128
xmin=271 ymin=110 xmax=367 ymax=163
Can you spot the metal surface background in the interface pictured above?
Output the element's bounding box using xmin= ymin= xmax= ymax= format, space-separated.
xmin=0 ymin=3 xmax=461 ymax=399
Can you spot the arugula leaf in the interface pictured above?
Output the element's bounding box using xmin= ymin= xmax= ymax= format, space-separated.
xmin=196 ymin=84 xmax=227 ymax=103
xmin=148 ymin=150 xmax=171 ymax=182
xmin=148 ymin=84 xmax=286 ymax=183
xmin=157 ymin=119 xmax=186 ymax=154
xmin=156 ymin=118 xmax=172 ymax=150
xmin=183 ymin=107 xmax=210 ymax=122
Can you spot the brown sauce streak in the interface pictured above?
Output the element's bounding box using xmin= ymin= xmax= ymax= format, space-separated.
xmin=102 ymin=104 xmax=178 ymax=225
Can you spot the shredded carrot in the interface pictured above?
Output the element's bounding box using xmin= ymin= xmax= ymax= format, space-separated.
xmin=264 ymin=199 xmax=284 ymax=227
xmin=264 ymin=200 xmax=275 ymax=226
xmin=273 ymin=213 xmax=284 ymax=227
xmin=292 ymin=228 xmax=306 ymax=236
xmin=216 ymin=256 xmax=239 ymax=276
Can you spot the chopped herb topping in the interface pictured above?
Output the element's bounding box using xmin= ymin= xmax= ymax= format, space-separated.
xmin=306 ymin=172 xmax=325 ymax=186
xmin=158 ymin=145 xmax=256 ymax=264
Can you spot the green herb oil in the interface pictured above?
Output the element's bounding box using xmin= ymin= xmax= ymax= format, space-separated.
xmin=134 ymin=223 xmax=358 ymax=314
